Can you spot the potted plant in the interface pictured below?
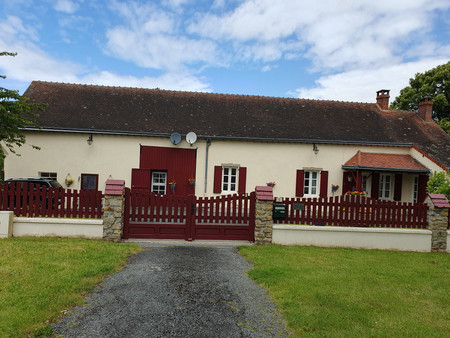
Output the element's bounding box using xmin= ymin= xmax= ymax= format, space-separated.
xmin=169 ymin=180 xmax=176 ymax=193
xmin=65 ymin=175 xmax=74 ymax=187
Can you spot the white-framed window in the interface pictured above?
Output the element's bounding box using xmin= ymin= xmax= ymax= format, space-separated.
xmin=151 ymin=171 xmax=167 ymax=195
xmin=40 ymin=172 xmax=57 ymax=180
xmin=304 ymin=170 xmax=319 ymax=197
xmin=413 ymin=176 xmax=419 ymax=203
xmin=379 ymin=174 xmax=392 ymax=200
xmin=222 ymin=167 xmax=238 ymax=193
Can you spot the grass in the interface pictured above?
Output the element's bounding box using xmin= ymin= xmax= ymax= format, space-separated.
xmin=239 ymin=245 xmax=450 ymax=337
xmin=0 ymin=237 xmax=141 ymax=337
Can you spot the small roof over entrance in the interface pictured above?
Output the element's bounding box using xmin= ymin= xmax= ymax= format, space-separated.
xmin=342 ymin=151 xmax=429 ymax=173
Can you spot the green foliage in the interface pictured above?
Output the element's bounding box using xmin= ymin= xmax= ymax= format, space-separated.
xmin=437 ymin=117 xmax=450 ymax=135
xmin=427 ymin=171 xmax=450 ymax=200
xmin=390 ymin=61 xmax=450 ymax=121
xmin=1 ymin=52 xmax=45 ymax=154
xmin=0 ymin=237 xmax=141 ymax=337
xmin=239 ymin=245 xmax=450 ymax=337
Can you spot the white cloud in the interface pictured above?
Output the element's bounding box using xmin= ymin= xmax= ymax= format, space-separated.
xmin=0 ymin=15 xmax=39 ymax=42
xmin=105 ymin=28 xmax=219 ymax=70
xmin=0 ymin=15 xmax=211 ymax=94
xmin=189 ymin=0 xmax=450 ymax=70
xmin=292 ymin=58 xmax=450 ymax=103
xmin=54 ymin=0 xmax=79 ymax=14
xmin=82 ymin=70 xmax=212 ymax=92
xmin=105 ymin=1 xmax=221 ymax=71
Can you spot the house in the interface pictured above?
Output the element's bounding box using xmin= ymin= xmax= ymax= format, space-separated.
xmin=3 ymin=82 xmax=450 ymax=203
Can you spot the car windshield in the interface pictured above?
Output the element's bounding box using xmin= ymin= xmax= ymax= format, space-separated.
xmin=50 ymin=180 xmax=63 ymax=188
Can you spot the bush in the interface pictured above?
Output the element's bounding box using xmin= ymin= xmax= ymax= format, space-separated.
xmin=427 ymin=171 xmax=450 ymax=200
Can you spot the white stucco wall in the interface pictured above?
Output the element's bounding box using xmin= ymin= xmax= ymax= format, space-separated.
xmin=4 ymin=131 xmax=445 ymax=200
xmin=273 ymin=225 xmax=432 ymax=252
xmin=12 ymin=217 xmax=104 ymax=238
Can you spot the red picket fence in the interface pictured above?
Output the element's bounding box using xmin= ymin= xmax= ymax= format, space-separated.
xmin=0 ymin=182 xmax=103 ymax=218
xmin=124 ymin=189 xmax=255 ymax=241
xmin=273 ymin=195 xmax=428 ymax=229
xmin=195 ymin=193 xmax=254 ymax=225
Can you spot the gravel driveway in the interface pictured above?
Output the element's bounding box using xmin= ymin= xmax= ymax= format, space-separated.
xmin=52 ymin=242 xmax=288 ymax=337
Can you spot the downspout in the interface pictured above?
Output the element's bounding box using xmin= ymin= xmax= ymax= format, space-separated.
xmin=204 ymin=139 xmax=211 ymax=194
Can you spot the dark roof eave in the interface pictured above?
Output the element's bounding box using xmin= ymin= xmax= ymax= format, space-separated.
xmin=24 ymin=127 xmax=414 ymax=147
xmin=342 ymin=165 xmax=430 ymax=173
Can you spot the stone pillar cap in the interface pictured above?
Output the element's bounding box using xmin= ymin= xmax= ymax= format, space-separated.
xmin=105 ymin=179 xmax=125 ymax=195
xmin=255 ymin=186 xmax=273 ymax=200
xmin=427 ymin=193 xmax=450 ymax=208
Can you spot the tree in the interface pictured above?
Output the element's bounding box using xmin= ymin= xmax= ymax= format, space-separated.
xmin=437 ymin=118 xmax=450 ymax=135
xmin=427 ymin=171 xmax=450 ymax=201
xmin=390 ymin=62 xmax=450 ymax=122
xmin=0 ymin=52 xmax=45 ymax=155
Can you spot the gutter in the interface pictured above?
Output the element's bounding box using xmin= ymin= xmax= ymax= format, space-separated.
xmin=24 ymin=127 xmax=414 ymax=148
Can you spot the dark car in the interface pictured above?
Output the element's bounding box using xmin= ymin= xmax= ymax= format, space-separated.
xmin=3 ymin=177 xmax=63 ymax=210
xmin=4 ymin=177 xmax=62 ymax=188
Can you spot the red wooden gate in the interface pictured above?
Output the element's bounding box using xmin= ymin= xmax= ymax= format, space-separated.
xmin=123 ymin=188 xmax=255 ymax=241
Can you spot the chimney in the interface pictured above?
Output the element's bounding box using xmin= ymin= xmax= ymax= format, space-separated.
xmin=418 ymin=97 xmax=433 ymax=122
xmin=376 ymin=89 xmax=390 ymax=110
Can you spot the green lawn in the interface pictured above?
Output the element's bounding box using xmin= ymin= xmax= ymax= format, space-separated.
xmin=0 ymin=237 xmax=141 ymax=337
xmin=239 ymin=245 xmax=450 ymax=337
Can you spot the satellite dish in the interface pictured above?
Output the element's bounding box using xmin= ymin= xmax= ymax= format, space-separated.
xmin=186 ymin=132 xmax=197 ymax=146
xmin=170 ymin=133 xmax=181 ymax=145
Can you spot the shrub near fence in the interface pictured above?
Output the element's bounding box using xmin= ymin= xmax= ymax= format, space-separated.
xmin=274 ymin=195 xmax=428 ymax=229
xmin=0 ymin=182 xmax=103 ymax=219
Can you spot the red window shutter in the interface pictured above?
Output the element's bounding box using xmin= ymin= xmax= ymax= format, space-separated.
xmin=320 ymin=171 xmax=328 ymax=198
xmin=394 ymin=174 xmax=402 ymax=201
xmin=131 ymin=169 xmax=151 ymax=193
xmin=213 ymin=166 xmax=222 ymax=193
xmin=238 ymin=167 xmax=247 ymax=194
xmin=296 ymin=170 xmax=304 ymax=197
xmin=417 ymin=175 xmax=429 ymax=203
xmin=371 ymin=173 xmax=380 ymax=199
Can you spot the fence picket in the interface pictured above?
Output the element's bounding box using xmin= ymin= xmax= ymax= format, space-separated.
xmin=272 ymin=194 xmax=428 ymax=229
xmin=0 ymin=184 xmax=103 ymax=219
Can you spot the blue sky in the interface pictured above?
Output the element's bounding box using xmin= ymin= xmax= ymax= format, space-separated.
xmin=0 ymin=0 xmax=449 ymax=103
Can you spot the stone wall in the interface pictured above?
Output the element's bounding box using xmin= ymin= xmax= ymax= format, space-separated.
xmin=424 ymin=194 xmax=448 ymax=252
xmin=427 ymin=206 xmax=448 ymax=252
xmin=254 ymin=199 xmax=273 ymax=245
xmin=102 ymin=194 xmax=125 ymax=242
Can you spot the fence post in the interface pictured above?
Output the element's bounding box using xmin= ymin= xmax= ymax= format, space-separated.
xmin=254 ymin=186 xmax=274 ymax=245
xmin=0 ymin=211 xmax=14 ymax=238
xmin=425 ymin=194 xmax=449 ymax=252
xmin=102 ymin=180 xmax=126 ymax=242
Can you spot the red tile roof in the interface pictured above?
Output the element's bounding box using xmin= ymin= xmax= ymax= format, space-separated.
xmin=343 ymin=151 xmax=429 ymax=172
xmin=23 ymin=81 xmax=450 ymax=170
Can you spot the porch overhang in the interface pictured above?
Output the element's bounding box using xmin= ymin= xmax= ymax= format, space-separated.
xmin=341 ymin=165 xmax=429 ymax=173
xmin=342 ymin=151 xmax=430 ymax=174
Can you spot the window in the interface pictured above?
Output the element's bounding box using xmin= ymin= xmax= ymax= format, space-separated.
xmin=222 ymin=167 xmax=238 ymax=193
xmin=304 ymin=171 xmax=319 ymax=197
xmin=213 ymin=165 xmax=247 ymax=194
xmin=40 ymin=172 xmax=57 ymax=180
xmin=151 ymin=171 xmax=167 ymax=195
xmin=379 ymin=174 xmax=392 ymax=200
xmin=81 ymin=174 xmax=98 ymax=190
xmin=413 ymin=176 xmax=419 ymax=203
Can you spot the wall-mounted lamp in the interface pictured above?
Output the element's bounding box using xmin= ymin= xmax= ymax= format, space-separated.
xmin=313 ymin=143 xmax=319 ymax=155
xmin=87 ymin=134 xmax=93 ymax=145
